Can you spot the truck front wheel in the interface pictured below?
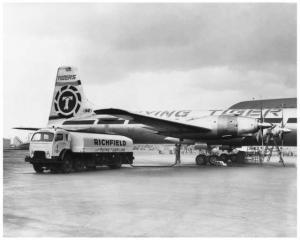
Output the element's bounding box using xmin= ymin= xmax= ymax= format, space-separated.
xmin=33 ymin=164 xmax=44 ymax=173
xmin=61 ymin=154 xmax=73 ymax=173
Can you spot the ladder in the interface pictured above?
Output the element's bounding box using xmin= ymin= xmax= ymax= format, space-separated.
xmin=262 ymin=138 xmax=285 ymax=166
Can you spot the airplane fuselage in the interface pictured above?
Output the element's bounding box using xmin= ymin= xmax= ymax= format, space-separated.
xmin=50 ymin=108 xmax=297 ymax=146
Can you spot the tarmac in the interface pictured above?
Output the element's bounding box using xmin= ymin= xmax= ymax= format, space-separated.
xmin=3 ymin=150 xmax=297 ymax=237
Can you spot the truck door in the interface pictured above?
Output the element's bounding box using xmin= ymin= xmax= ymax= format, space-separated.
xmin=53 ymin=133 xmax=68 ymax=156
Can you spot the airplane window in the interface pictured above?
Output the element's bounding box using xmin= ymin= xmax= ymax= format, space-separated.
xmin=98 ymin=119 xmax=125 ymax=124
xmin=287 ymin=118 xmax=297 ymax=123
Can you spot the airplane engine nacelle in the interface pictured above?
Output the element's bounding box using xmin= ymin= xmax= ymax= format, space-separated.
xmin=191 ymin=115 xmax=261 ymax=139
xmin=216 ymin=115 xmax=259 ymax=137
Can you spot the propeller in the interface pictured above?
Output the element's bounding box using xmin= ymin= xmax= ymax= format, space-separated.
xmin=255 ymin=102 xmax=275 ymax=161
xmin=255 ymin=106 xmax=263 ymax=145
xmin=261 ymin=107 xmax=291 ymax=143
xmin=253 ymin=104 xmax=290 ymax=165
xmin=277 ymin=105 xmax=291 ymax=148
xmin=263 ymin=105 xmax=291 ymax=161
xmin=256 ymin=104 xmax=272 ymax=145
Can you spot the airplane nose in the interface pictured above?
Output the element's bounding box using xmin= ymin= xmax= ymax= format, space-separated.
xmin=257 ymin=122 xmax=273 ymax=129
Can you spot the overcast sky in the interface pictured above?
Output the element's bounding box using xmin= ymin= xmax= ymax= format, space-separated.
xmin=3 ymin=3 xmax=297 ymax=140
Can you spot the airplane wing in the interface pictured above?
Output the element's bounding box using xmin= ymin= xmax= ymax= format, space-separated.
xmin=13 ymin=127 xmax=41 ymax=131
xmin=94 ymin=108 xmax=211 ymax=136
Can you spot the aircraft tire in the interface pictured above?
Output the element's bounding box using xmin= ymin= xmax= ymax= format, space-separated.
xmin=220 ymin=154 xmax=229 ymax=163
xmin=61 ymin=153 xmax=73 ymax=173
xmin=33 ymin=164 xmax=44 ymax=173
xmin=195 ymin=154 xmax=207 ymax=165
xmin=208 ymin=155 xmax=220 ymax=165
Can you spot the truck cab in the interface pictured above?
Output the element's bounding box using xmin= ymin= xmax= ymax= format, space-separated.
xmin=29 ymin=128 xmax=70 ymax=160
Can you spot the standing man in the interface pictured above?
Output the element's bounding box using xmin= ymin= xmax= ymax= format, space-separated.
xmin=175 ymin=143 xmax=181 ymax=165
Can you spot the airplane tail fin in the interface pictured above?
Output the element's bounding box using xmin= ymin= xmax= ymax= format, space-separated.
xmin=48 ymin=66 xmax=94 ymax=125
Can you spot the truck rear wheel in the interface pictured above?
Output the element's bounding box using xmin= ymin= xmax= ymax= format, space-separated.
xmin=33 ymin=164 xmax=44 ymax=173
xmin=87 ymin=165 xmax=97 ymax=171
xmin=230 ymin=154 xmax=237 ymax=162
xmin=108 ymin=155 xmax=122 ymax=169
xmin=61 ymin=154 xmax=73 ymax=173
xmin=108 ymin=162 xmax=122 ymax=169
xmin=73 ymin=159 xmax=85 ymax=172
xmin=50 ymin=166 xmax=61 ymax=173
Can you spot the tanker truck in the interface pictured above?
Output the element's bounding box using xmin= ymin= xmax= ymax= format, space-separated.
xmin=25 ymin=128 xmax=134 ymax=173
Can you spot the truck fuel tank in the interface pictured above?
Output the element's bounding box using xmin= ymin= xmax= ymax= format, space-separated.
xmin=69 ymin=132 xmax=133 ymax=153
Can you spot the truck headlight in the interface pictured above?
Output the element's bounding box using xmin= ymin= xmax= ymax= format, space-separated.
xmin=30 ymin=151 xmax=34 ymax=157
xmin=46 ymin=151 xmax=50 ymax=158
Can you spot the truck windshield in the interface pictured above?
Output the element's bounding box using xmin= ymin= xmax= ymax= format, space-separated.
xmin=31 ymin=132 xmax=54 ymax=142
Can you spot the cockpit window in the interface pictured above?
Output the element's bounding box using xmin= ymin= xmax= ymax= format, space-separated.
xmin=31 ymin=132 xmax=54 ymax=142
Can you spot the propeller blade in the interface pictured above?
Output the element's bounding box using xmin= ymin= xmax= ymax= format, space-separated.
xmin=259 ymin=104 xmax=264 ymax=150
xmin=279 ymin=104 xmax=287 ymax=149
xmin=265 ymin=133 xmax=271 ymax=145
xmin=281 ymin=106 xmax=284 ymax=128
xmin=258 ymin=122 xmax=273 ymax=129
xmin=260 ymin=105 xmax=263 ymax=123
xmin=256 ymin=129 xmax=262 ymax=143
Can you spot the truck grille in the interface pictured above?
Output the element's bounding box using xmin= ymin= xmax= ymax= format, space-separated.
xmin=34 ymin=151 xmax=46 ymax=159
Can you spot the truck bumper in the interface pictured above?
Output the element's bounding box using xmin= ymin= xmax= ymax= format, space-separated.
xmin=25 ymin=156 xmax=61 ymax=164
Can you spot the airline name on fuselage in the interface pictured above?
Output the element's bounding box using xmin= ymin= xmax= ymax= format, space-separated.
xmin=141 ymin=108 xmax=285 ymax=119
xmin=94 ymin=139 xmax=126 ymax=146
xmin=57 ymin=75 xmax=77 ymax=81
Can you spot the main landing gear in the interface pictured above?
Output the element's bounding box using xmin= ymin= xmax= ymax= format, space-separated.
xmin=195 ymin=154 xmax=227 ymax=166
xmin=195 ymin=146 xmax=225 ymax=166
xmin=172 ymin=143 xmax=247 ymax=167
xmin=195 ymin=147 xmax=247 ymax=166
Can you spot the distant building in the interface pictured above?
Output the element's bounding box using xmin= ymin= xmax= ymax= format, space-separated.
xmin=3 ymin=138 xmax=11 ymax=150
